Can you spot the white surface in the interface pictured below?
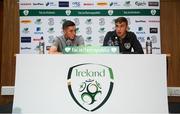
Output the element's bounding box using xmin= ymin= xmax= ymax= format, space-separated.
xmin=13 ymin=54 xmax=168 ymax=113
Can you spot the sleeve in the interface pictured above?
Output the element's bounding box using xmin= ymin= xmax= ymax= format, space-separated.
xmin=52 ymin=37 xmax=60 ymax=48
xmin=78 ymin=35 xmax=85 ymax=45
xmin=131 ymin=32 xmax=144 ymax=54
xmin=103 ymin=31 xmax=111 ymax=46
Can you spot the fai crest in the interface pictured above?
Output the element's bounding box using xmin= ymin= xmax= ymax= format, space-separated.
xmin=67 ymin=63 xmax=114 ymax=112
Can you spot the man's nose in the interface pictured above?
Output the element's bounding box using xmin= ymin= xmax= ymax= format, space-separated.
xmin=117 ymin=27 xmax=121 ymax=31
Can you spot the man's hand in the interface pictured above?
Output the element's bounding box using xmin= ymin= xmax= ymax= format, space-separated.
xmin=48 ymin=46 xmax=61 ymax=54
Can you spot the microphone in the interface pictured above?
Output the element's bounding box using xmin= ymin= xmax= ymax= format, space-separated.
xmin=107 ymin=32 xmax=119 ymax=46
xmin=66 ymin=39 xmax=72 ymax=46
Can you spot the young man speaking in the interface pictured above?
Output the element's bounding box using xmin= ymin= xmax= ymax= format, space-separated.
xmin=103 ymin=17 xmax=144 ymax=54
xmin=49 ymin=20 xmax=84 ymax=54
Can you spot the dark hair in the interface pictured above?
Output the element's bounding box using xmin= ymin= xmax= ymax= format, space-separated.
xmin=62 ymin=20 xmax=75 ymax=30
xmin=115 ymin=17 xmax=128 ymax=25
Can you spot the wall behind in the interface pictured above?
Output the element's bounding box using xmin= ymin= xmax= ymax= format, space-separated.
xmin=0 ymin=0 xmax=180 ymax=105
xmin=161 ymin=0 xmax=180 ymax=86
xmin=160 ymin=0 xmax=180 ymax=102
xmin=0 ymin=0 xmax=3 ymax=104
xmin=0 ymin=0 xmax=19 ymax=105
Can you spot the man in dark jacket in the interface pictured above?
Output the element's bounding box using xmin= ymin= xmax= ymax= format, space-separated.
xmin=103 ymin=17 xmax=144 ymax=54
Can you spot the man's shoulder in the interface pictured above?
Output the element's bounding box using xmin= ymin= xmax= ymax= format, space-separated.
xmin=55 ymin=35 xmax=65 ymax=41
xmin=76 ymin=35 xmax=84 ymax=40
xmin=105 ymin=31 xmax=115 ymax=38
xmin=127 ymin=31 xmax=135 ymax=35
xmin=106 ymin=31 xmax=114 ymax=35
xmin=126 ymin=31 xmax=136 ymax=38
xmin=56 ymin=35 xmax=64 ymax=39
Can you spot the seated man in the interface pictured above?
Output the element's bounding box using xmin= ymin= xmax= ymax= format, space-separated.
xmin=49 ymin=20 xmax=84 ymax=54
xmin=103 ymin=17 xmax=144 ymax=54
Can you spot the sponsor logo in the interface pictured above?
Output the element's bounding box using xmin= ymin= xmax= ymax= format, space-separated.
xmin=47 ymin=28 xmax=55 ymax=34
xmin=151 ymin=35 xmax=157 ymax=43
xmin=33 ymin=37 xmax=42 ymax=42
xmin=109 ymin=2 xmax=121 ymax=7
xmin=151 ymin=9 xmax=157 ymax=15
xmin=124 ymin=43 xmax=131 ymax=49
xmin=96 ymin=2 xmax=108 ymax=6
xmin=59 ymin=1 xmax=69 ymax=7
xmin=123 ymin=1 xmax=131 ymax=7
xmin=46 ymin=2 xmax=57 ymax=7
xmin=99 ymin=35 xmax=105 ymax=44
xmin=20 ymin=20 xmax=32 ymax=24
xmin=137 ymin=37 xmax=145 ymax=42
xmin=33 ymin=3 xmax=44 ymax=6
xmin=67 ymin=63 xmax=114 ymax=111
xmin=86 ymin=27 xmax=92 ymax=35
xmin=128 ymin=26 xmax=131 ymax=31
xmin=112 ymin=27 xmax=115 ymax=30
xmin=34 ymin=19 xmax=42 ymax=25
xmin=21 ymin=47 xmax=31 ymax=50
xmin=126 ymin=17 xmax=131 ymax=25
xmin=150 ymin=28 xmax=158 ymax=33
xmin=65 ymin=10 xmax=71 ymax=16
xmin=138 ymin=27 xmax=143 ymax=31
xmin=48 ymin=18 xmax=54 ymax=26
xmin=135 ymin=1 xmax=146 ymax=6
xmin=23 ymin=10 xmax=29 ymax=16
xmin=76 ymin=28 xmax=80 ymax=34
xmin=83 ymin=2 xmax=94 ymax=6
xmin=34 ymin=27 xmax=43 ymax=34
xmin=99 ymin=18 xmax=105 ymax=26
xmin=135 ymin=20 xmax=146 ymax=23
xmin=74 ymin=18 xmax=80 ymax=26
xmin=148 ymin=20 xmax=160 ymax=23
xmin=22 ymin=28 xmax=30 ymax=34
xmin=98 ymin=28 xmax=106 ymax=34
xmin=60 ymin=19 xmax=67 ymax=24
xmin=148 ymin=2 xmax=159 ymax=6
xmin=85 ymin=36 xmax=93 ymax=43
xmin=20 ymin=3 xmax=32 ymax=6
xmin=111 ymin=19 xmax=116 ymax=24
xmin=21 ymin=37 xmax=31 ymax=43
xmin=48 ymin=35 xmax=55 ymax=43
xmin=72 ymin=2 xmax=81 ymax=7
xmin=85 ymin=19 xmax=92 ymax=25
xmin=108 ymin=10 xmax=113 ymax=16
xmin=136 ymin=27 xmax=146 ymax=34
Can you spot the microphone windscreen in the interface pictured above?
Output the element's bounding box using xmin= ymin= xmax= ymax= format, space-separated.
xmin=66 ymin=40 xmax=72 ymax=46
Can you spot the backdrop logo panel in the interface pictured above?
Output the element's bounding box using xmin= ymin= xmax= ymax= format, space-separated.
xmin=67 ymin=63 xmax=114 ymax=111
xmin=19 ymin=0 xmax=161 ymax=54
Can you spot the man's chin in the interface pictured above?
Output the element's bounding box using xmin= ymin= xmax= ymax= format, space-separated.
xmin=69 ymin=38 xmax=75 ymax=40
xmin=117 ymin=34 xmax=122 ymax=37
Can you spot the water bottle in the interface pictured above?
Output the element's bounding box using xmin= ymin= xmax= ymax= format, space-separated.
xmin=39 ymin=36 xmax=45 ymax=54
xmin=146 ymin=37 xmax=152 ymax=54
xmin=66 ymin=39 xmax=72 ymax=46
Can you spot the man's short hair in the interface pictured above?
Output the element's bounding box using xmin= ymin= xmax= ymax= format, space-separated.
xmin=62 ymin=20 xmax=75 ymax=30
xmin=115 ymin=17 xmax=128 ymax=25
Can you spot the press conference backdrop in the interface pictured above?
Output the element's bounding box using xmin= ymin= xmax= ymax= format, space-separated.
xmin=19 ymin=0 xmax=160 ymax=54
